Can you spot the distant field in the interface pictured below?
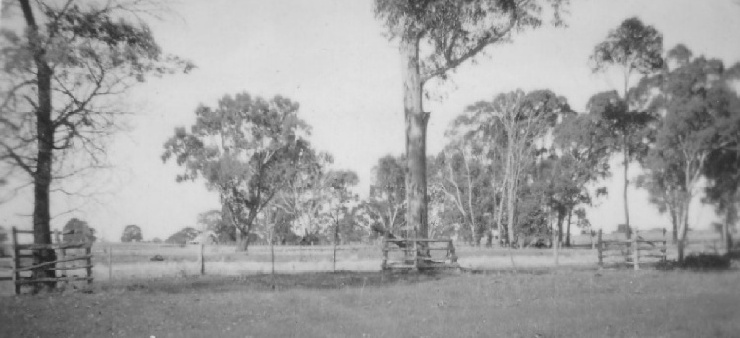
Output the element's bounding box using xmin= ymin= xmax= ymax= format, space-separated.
xmin=0 ymin=232 xmax=729 ymax=296
xmin=1 ymin=268 xmax=739 ymax=337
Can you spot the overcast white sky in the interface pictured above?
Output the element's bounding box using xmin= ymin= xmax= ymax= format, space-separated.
xmin=2 ymin=0 xmax=740 ymax=241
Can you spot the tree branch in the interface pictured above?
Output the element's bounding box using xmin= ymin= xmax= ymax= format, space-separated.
xmin=421 ymin=7 xmax=520 ymax=83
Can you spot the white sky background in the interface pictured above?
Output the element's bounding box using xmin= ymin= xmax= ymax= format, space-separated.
xmin=1 ymin=0 xmax=740 ymax=241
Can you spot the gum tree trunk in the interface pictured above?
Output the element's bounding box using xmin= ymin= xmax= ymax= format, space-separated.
xmin=20 ymin=0 xmax=57 ymax=291
xmin=401 ymin=38 xmax=429 ymax=240
xmin=565 ymin=208 xmax=573 ymax=247
xmin=623 ymin=138 xmax=631 ymax=239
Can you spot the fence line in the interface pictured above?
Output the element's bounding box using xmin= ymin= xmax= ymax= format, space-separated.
xmin=90 ymin=243 xmax=383 ymax=281
xmin=11 ymin=227 xmax=94 ymax=294
xmin=597 ymin=229 xmax=668 ymax=270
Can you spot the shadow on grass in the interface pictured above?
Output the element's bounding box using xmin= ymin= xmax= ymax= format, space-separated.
xmin=98 ymin=270 xmax=458 ymax=295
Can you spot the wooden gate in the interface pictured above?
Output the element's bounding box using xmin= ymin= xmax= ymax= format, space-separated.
xmin=11 ymin=227 xmax=94 ymax=294
xmin=381 ymin=238 xmax=458 ymax=270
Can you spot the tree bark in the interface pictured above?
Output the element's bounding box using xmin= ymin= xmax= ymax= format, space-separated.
xmin=723 ymin=208 xmax=731 ymax=254
xmin=20 ymin=0 xmax=57 ymax=291
xmin=677 ymin=200 xmax=690 ymax=263
xmin=401 ymin=38 xmax=429 ymax=240
xmin=623 ymin=139 xmax=631 ymax=239
xmin=556 ymin=209 xmax=565 ymax=246
xmin=496 ymin=177 xmax=507 ymax=245
xmin=505 ymin=144 xmax=516 ymax=246
xmin=506 ymin=174 xmax=517 ymax=247
xmin=669 ymin=207 xmax=678 ymax=244
xmin=565 ymin=208 xmax=573 ymax=247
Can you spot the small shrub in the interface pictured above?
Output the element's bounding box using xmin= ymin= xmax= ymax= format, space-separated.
xmin=680 ymin=254 xmax=731 ymax=270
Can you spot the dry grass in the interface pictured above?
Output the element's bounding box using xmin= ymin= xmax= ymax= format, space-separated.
xmin=0 ymin=235 xmax=728 ymax=295
xmin=1 ymin=268 xmax=739 ymax=337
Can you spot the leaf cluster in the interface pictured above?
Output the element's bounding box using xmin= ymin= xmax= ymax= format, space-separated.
xmin=374 ymin=0 xmax=568 ymax=82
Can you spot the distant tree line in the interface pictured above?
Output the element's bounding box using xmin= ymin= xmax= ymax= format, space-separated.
xmin=160 ymin=17 xmax=739 ymax=262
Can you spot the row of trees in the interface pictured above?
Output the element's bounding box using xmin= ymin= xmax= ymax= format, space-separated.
xmin=165 ymin=18 xmax=739 ymax=262
xmin=162 ymin=93 xmax=374 ymax=251
xmin=1 ymin=1 xmax=736 ymax=286
xmin=387 ymin=19 xmax=739 ymax=262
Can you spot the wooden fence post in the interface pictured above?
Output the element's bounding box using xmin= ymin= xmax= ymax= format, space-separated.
xmin=108 ymin=247 xmax=112 ymax=281
xmin=413 ymin=239 xmax=419 ymax=270
xmin=381 ymin=239 xmax=388 ymax=270
xmin=11 ymin=227 xmax=19 ymax=295
xmin=54 ymin=231 xmax=66 ymax=284
xmin=199 ymin=242 xmax=205 ymax=276
xmin=333 ymin=229 xmax=337 ymax=273
xmin=662 ymin=228 xmax=667 ymax=263
xmin=633 ymin=230 xmax=639 ymax=271
xmin=553 ymin=229 xmax=560 ymax=266
xmin=85 ymin=244 xmax=93 ymax=284
xmin=597 ymin=229 xmax=603 ymax=268
xmin=447 ymin=239 xmax=457 ymax=263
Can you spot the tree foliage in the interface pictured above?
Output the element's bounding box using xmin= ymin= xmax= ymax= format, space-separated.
xmin=165 ymin=226 xmax=199 ymax=245
xmin=366 ymin=155 xmax=406 ymax=236
xmin=120 ymin=224 xmax=142 ymax=242
xmin=0 ymin=0 xmax=191 ymax=287
xmin=373 ymin=0 xmax=568 ymax=240
xmin=465 ymin=89 xmax=570 ymax=244
xmin=196 ymin=209 xmax=235 ymax=244
xmin=589 ymin=17 xmax=663 ymax=236
xmin=162 ymin=92 xmax=319 ymax=251
xmin=62 ymin=217 xmax=95 ymax=242
xmin=590 ymin=17 xmax=663 ymax=78
xmin=321 ymin=170 xmax=362 ymax=244
xmin=636 ymin=45 xmax=740 ymax=261
xmin=375 ymin=0 xmax=568 ymax=84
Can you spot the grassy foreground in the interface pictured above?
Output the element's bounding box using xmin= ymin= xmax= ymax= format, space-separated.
xmin=1 ymin=269 xmax=739 ymax=338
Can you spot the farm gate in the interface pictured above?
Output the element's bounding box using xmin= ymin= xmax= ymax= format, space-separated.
xmin=597 ymin=229 xmax=667 ymax=270
xmin=10 ymin=227 xmax=94 ymax=294
xmin=381 ymin=238 xmax=458 ymax=270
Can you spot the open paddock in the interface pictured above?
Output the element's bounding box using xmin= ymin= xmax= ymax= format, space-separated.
xmin=1 ymin=268 xmax=739 ymax=337
xmin=1 ymin=233 xmax=728 ymax=294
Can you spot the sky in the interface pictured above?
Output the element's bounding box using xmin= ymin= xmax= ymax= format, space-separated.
xmin=1 ymin=0 xmax=740 ymax=241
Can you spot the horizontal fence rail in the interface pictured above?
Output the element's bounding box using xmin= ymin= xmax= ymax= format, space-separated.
xmin=10 ymin=227 xmax=94 ymax=294
xmin=381 ymin=238 xmax=457 ymax=270
xmin=597 ymin=229 xmax=667 ymax=270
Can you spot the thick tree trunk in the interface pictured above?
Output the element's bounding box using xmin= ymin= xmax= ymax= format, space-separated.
xmin=21 ymin=0 xmax=57 ymax=291
xmin=505 ymin=150 xmax=517 ymax=247
xmin=496 ymin=180 xmax=506 ymax=246
xmin=722 ymin=195 xmax=735 ymax=254
xmin=623 ymin=141 xmax=631 ymax=239
xmin=669 ymin=208 xmax=678 ymax=244
xmin=506 ymin=177 xmax=517 ymax=247
xmin=556 ymin=210 xmax=565 ymax=246
xmin=236 ymin=231 xmax=249 ymax=252
xmin=565 ymin=208 xmax=572 ymax=247
xmin=401 ymin=38 xmax=429 ymax=240
xmin=552 ymin=224 xmax=559 ymax=265
xmin=677 ymin=201 xmax=690 ymax=263
xmin=723 ymin=209 xmax=731 ymax=254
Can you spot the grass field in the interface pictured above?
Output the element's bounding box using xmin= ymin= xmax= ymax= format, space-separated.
xmin=1 ymin=268 xmax=739 ymax=337
xmin=0 ymin=232 xmax=729 ymax=295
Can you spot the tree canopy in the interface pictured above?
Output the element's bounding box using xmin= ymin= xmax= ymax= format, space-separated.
xmin=121 ymin=224 xmax=142 ymax=242
xmin=373 ymin=0 xmax=569 ymax=240
xmin=636 ymin=45 xmax=740 ymax=261
xmin=162 ymin=92 xmax=320 ymax=251
xmin=62 ymin=217 xmax=95 ymax=243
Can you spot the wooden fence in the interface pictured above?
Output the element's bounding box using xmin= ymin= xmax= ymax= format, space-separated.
xmin=597 ymin=229 xmax=667 ymax=270
xmin=381 ymin=238 xmax=457 ymax=270
xmin=11 ymin=227 xmax=93 ymax=294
